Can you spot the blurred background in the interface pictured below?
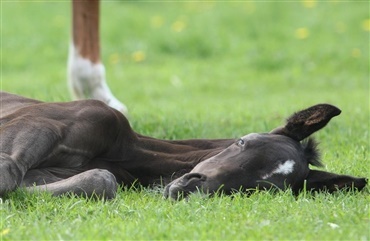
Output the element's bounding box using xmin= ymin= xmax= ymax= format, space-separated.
xmin=2 ymin=2 xmax=369 ymax=239
xmin=2 ymin=1 xmax=369 ymax=140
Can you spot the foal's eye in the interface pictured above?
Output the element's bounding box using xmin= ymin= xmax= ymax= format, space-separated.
xmin=237 ymin=139 xmax=245 ymax=147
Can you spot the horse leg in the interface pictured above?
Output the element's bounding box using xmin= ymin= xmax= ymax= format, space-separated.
xmin=25 ymin=169 xmax=118 ymax=199
xmin=0 ymin=119 xmax=64 ymax=196
xmin=67 ymin=0 xmax=128 ymax=115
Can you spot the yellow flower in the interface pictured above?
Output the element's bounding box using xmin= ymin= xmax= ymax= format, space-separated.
xmin=109 ymin=53 xmax=120 ymax=65
xmin=132 ymin=51 xmax=146 ymax=63
xmin=302 ymin=0 xmax=317 ymax=8
xmin=171 ymin=20 xmax=186 ymax=33
xmin=151 ymin=15 xmax=164 ymax=28
xmin=351 ymin=48 xmax=361 ymax=58
xmin=244 ymin=2 xmax=256 ymax=14
xmin=295 ymin=28 xmax=310 ymax=40
xmin=335 ymin=22 xmax=346 ymax=33
xmin=362 ymin=19 xmax=370 ymax=32
xmin=53 ymin=15 xmax=65 ymax=28
xmin=1 ymin=229 xmax=10 ymax=236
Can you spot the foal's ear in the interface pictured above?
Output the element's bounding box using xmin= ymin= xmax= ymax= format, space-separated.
xmin=270 ymin=104 xmax=341 ymax=141
xmin=303 ymin=170 xmax=367 ymax=193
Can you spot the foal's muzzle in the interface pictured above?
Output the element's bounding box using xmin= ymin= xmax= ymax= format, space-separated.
xmin=164 ymin=173 xmax=207 ymax=200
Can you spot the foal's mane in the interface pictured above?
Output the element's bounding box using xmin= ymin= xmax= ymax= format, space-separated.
xmin=302 ymin=138 xmax=322 ymax=167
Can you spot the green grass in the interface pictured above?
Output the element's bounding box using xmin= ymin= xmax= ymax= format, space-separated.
xmin=1 ymin=1 xmax=369 ymax=240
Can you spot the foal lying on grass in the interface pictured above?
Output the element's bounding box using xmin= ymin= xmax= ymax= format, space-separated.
xmin=0 ymin=91 xmax=367 ymax=200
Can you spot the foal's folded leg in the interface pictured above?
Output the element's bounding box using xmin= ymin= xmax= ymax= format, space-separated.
xmin=26 ymin=169 xmax=118 ymax=199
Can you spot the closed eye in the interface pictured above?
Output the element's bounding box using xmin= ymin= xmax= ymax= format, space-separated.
xmin=236 ymin=138 xmax=245 ymax=147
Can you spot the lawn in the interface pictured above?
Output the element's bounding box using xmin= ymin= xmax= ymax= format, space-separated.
xmin=1 ymin=1 xmax=369 ymax=240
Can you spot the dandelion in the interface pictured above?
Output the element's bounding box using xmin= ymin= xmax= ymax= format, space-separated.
xmin=351 ymin=48 xmax=361 ymax=58
xmin=132 ymin=51 xmax=146 ymax=63
xmin=0 ymin=229 xmax=10 ymax=236
xmin=109 ymin=53 xmax=120 ymax=65
xmin=295 ymin=28 xmax=310 ymax=40
xmin=335 ymin=22 xmax=346 ymax=33
xmin=53 ymin=15 xmax=65 ymax=28
xmin=171 ymin=20 xmax=186 ymax=33
xmin=362 ymin=19 xmax=370 ymax=32
xmin=151 ymin=15 xmax=164 ymax=28
xmin=244 ymin=2 xmax=256 ymax=14
xmin=301 ymin=0 xmax=317 ymax=8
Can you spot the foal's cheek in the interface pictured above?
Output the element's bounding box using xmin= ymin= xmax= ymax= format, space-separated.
xmin=206 ymin=170 xmax=246 ymax=193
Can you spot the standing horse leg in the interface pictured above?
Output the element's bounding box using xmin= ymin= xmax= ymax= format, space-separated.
xmin=67 ymin=0 xmax=128 ymax=115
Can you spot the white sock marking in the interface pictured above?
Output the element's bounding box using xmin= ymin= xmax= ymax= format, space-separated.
xmin=67 ymin=42 xmax=128 ymax=115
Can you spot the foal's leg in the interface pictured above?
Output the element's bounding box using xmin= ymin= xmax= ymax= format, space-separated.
xmin=25 ymin=169 xmax=118 ymax=199
xmin=67 ymin=0 xmax=128 ymax=115
xmin=0 ymin=120 xmax=63 ymax=196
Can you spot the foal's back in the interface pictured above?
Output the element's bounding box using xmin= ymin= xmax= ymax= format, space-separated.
xmin=0 ymin=92 xmax=42 ymax=117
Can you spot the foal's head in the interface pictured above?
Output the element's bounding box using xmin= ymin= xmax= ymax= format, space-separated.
xmin=164 ymin=104 xmax=367 ymax=200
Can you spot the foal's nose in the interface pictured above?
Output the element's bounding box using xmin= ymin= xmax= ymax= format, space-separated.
xmin=163 ymin=173 xmax=207 ymax=200
xmin=181 ymin=173 xmax=207 ymax=185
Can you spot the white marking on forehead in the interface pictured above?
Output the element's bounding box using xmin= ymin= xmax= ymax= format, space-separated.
xmin=261 ymin=160 xmax=295 ymax=180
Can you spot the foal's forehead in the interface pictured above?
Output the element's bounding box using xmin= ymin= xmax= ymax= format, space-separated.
xmin=237 ymin=133 xmax=302 ymax=164
xmin=240 ymin=132 xmax=296 ymax=146
xmin=240 ymin=133 xmax=262 ymax=140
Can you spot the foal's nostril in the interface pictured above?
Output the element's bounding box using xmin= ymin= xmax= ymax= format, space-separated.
xmin=184 ymin=173 xmax=205 ymax=181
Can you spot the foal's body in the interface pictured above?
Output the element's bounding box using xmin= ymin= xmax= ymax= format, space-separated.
xmin=0 ymin=92 xmax=366 ymax=199
xmin=0 ymin=92 xmax=232 ymax=197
